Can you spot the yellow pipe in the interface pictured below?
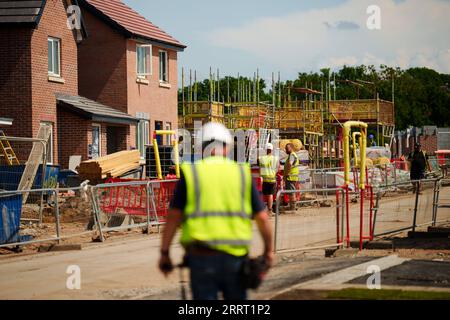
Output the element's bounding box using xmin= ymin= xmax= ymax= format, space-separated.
xmin=155 ymin=130 xmax=176 ymax=135
xmin=343 ymin=121 xmax=368 ymax=189
xmin=352 ymin=132 xmax=361 ymax=167
xmin=360 ymin=127 xmax=367 ymax=190
xmin=155 ymin=130 xmax=180 ymax=179
xmin=153 ymin=138 xmax=163 ymax=180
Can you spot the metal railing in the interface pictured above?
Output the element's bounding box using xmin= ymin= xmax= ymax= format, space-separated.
xmin=90 ymin=179 xmax=177 ymax=242
xmin=274 ymin=187 xmax=346 ymax=253
xmin=371 ymin=178 xmax=444 ymax=238
xmin=2 ymin=174 xmax=450 ymax=252
xmin=432 ymin=179 xmax=450 ymax=227
xmin=0 ymin=183 xmax=99 ymax=249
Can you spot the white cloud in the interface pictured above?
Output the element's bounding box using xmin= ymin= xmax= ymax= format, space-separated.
xmin=208 ymin=0 xmax=450 ymax=73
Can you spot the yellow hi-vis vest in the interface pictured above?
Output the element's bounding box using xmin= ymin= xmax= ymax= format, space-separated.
xmin=259 ymin=154 xmax=278 ymax=183
xmin=284 ymin=152 xmax=299 ymax=182
xmin=180 ymin=156 xmax=253 ymax=257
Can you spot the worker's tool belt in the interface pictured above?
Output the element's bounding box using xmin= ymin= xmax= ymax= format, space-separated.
xmin=186 ymin=243 xmax=224 ymax=256
xmin=239 ymin=256 xmax=270 ymax=290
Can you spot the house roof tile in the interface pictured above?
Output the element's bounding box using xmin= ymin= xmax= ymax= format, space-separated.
xmin=83 ymin=0 xmax=185 ymax=49
xmin=56 ymin=93 xmax=138 ymax=125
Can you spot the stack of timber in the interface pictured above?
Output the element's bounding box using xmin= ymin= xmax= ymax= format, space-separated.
xmin=78 ymin=150 xmax=141 ymax=182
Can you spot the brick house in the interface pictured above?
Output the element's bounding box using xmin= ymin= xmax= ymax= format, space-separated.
xmin=0 ymin=0 xmax=185 ymax=169
xmin=77 ymin=0 xmax=186 ymax=156
xmin=392 ymin=126 xmax=450 ymax=158
xmin=1 ymin=0 xmax=82 ymax=166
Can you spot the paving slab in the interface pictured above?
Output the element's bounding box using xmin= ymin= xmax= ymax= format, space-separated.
xmin=348 ymin=259 xmax=450 ymax=288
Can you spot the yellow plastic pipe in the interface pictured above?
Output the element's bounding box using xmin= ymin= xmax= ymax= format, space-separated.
xmin=343 ymin=121 xmax=368 ymax=189
xmin=154 ymin=130 xmax=180 ymax=179
xmin=360 ymin=127 xmax=367 ymax=190
xmin=155 ymin=130 xmax=176 ymax=135
xmin=352 ymin=132 xmax=361 ymax=167
xmin=153 ymin=138 xmax=163 ymax=180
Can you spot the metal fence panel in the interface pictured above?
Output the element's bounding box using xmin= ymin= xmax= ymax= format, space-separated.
xmin=0 ymin=188 xmax=59 ymax=248
xmin=274 ymin=188 xmax=345 ymax=253
xmin=91 ymin=180 xmax=178 ymax=239
xmin=433 ymin=179 xmax=450 ymax=225
xmin=372 ymin=179 xmax=444 ymax=237
xmin=0 ymin=185 xmax=102 ymax=249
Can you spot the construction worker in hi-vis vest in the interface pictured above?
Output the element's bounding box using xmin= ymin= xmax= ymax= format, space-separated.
xmin=159 ymin=122 xmax=274 ymax=300
xmin=283 ymin=143 xmax=299 ymax=210
xmin=258 ymin=143 xmax=279 ymax=215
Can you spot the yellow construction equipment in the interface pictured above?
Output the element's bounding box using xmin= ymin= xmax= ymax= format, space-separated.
xmin=343 ymin=121 xmax=368 ymax=189
xmin=153 ymin=130 xmax=180 ymax=180
xmin=352 ymin=131 xmax=362 ymax=167
xmin=0 ymin=130 xmax=20 ymax=165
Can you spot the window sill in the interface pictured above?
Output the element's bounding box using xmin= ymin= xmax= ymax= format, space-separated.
xmin=159 ymin=81 xmax=171 ymax=89
xmin=136 ymin=77 xmax=149 ymax=85
xmin=48 ymin=75 xmax=65 ymax=84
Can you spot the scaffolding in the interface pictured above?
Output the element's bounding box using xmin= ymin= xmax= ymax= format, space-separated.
xmin=178 ymin=68 xmax=395 ymax=168
xmin=178 ymin=101 xmax=225 ymax=131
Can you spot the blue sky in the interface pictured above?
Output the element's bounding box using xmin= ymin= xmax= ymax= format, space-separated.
xmin=123 ymin=0 xmax=450 ymax=82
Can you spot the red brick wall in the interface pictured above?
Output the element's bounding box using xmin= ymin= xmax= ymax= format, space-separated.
xmin=57 ymin=111 xmax=131 ymax=168
xmin=0 ymin=28 xmax=33 ymax=138
xmin=31 ymin=0 xmax=80 ymax=164
xmin=78 ymin=9 xmax=180 ymax=151
xmin=126 ymin=40 xmax=178 ymax=147
xmin=77 ymin=9 xmax=128 ymax=113
xmin=57 ymin=108 xmax=89 ymax=168
xmin=418 ymin=135 xmax=438 ymax=155
xmin=0 ymin=1 xmax=80 ymax=166
xmin=396 ymin=135 xmax=438 ymax=157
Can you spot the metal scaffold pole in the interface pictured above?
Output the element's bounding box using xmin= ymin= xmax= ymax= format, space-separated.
xmin=277 ymin=72 xmax=281 ymax=108
xmin=272 ymin=72 xmax=275 ymax=105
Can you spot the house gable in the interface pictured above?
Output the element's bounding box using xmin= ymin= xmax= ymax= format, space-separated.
xmin=79 ymin=0 xmax=185 ymax=51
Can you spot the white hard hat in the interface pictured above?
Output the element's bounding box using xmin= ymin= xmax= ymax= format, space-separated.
xmin=266 ymin=143 xmax=274 ymax=150
xmin=201 ymin=122 xmax=233 ymax=145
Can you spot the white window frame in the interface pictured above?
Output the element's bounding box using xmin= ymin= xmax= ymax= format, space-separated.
xmin=41 ymin=122 xmax=54 ymax=165
xmin=136 ymin=44 xmax=152 ymax=78
xmin=165 ymin=122 xmax=172 ymax=144
xmin=91 ymin=124 xmax=101 ymax=159
xmin=159 ymin=50 xmax=168 ymax=82
xmin=137 ymin=120 xmax=150 ymax=157
xmin=48 ymin=37 xmax=61 ymax=77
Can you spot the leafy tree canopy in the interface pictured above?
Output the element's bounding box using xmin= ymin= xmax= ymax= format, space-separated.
xmin=179 ymin=66 xmax=450 ymax=130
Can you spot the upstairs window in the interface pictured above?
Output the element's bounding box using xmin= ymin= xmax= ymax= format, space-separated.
xmin=48 ymin=37 xmax=61 ymax=77
xmin=159 ymin=50 xmax=168 ymax=82
xmin=136 ymin=44 xmax=152 ymax=77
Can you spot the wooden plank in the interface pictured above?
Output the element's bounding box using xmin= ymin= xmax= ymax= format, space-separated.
xmin=18 ymin=123 xmax=51 ymax=203
xmin=78 ymin=150 xmax=141 ymax=181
